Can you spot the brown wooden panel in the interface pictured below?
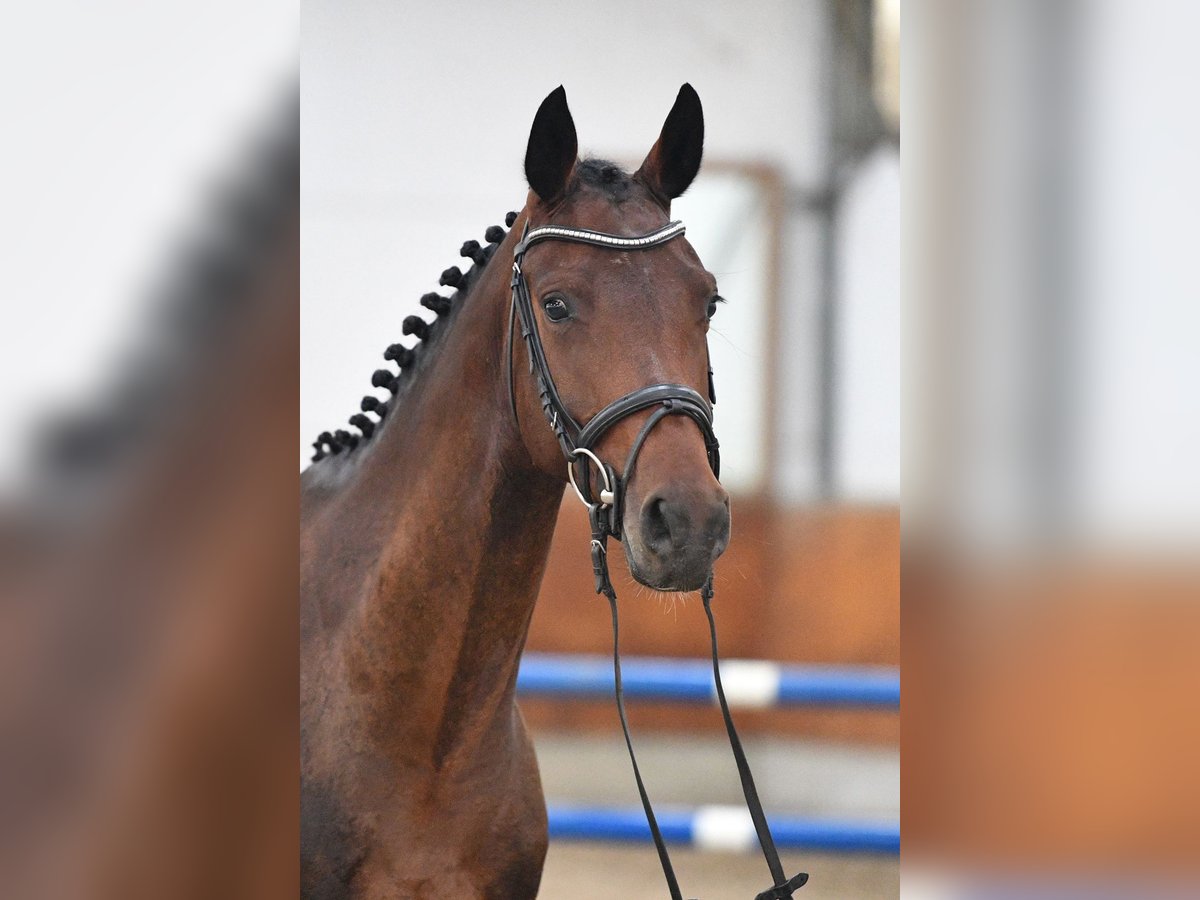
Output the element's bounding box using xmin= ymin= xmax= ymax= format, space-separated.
xmin=524 ymin=500 xmax=899 ymax=743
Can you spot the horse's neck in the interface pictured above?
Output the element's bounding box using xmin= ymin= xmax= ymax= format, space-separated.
xmin=319 ymin=255 xmax=565 ymax=766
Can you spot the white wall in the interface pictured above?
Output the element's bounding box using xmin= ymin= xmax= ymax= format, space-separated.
xmin=837 ymin=144 xmax=901 ymax=501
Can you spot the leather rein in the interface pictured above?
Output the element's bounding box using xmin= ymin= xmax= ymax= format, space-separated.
xmin=508 ymin=218 xmax=808 ymax=900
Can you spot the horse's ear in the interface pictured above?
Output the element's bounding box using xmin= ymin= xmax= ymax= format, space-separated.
xmin=525 ymin=86 xmax=578 ymax=205
xmin=636 ymin=83 xmax=705 ymax=203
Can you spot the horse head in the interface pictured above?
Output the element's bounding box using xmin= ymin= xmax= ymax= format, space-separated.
xmin=511 ymin=85 xmax=729 ymax=593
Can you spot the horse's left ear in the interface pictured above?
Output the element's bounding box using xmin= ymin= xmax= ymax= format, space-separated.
xmin=636 ymin=83 xmax=705 ymax=203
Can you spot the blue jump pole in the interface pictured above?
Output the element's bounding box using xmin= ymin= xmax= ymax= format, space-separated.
xmin=546 ymin=804 xmax=900 ymax=855
xmin=517 ymin=653 xmax=899 ymax=709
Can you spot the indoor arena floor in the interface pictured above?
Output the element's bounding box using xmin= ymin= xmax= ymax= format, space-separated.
xmin=532 ymin=732 xmax=900 ymax=899
xmin=540 ymin=844 xmax=899 ymax=898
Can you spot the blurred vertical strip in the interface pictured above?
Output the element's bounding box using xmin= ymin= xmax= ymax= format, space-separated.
xmin=0 ymin=4 xmax=298 ymax=898
xmin=905 ymin=0 xmax=1200 ymax=895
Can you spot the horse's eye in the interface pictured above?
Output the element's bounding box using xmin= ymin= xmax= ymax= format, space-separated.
xmin=543 ymin=296 xmax=570 ymax=322
xmin=707 ymin=294 xmax=724 ymax=320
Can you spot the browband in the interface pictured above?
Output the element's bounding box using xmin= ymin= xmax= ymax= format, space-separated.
xmin=514 ymin=219 xmax=688 ymax=256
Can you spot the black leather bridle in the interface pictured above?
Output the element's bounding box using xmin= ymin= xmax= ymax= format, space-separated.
xmin=508 ymin=218 xmax=807 ymax=900
xmin=508 ymin=219 xmax=720 ymax=593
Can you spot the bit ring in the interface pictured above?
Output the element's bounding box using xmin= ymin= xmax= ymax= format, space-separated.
xmin=568 ymin=448 xmax=614 ymax=508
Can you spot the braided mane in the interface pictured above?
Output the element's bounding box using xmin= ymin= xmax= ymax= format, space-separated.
xmin=308 ymin=210 xmax=518 ymax=462
xmin=309 ymin=157 xmax=645 ymax=463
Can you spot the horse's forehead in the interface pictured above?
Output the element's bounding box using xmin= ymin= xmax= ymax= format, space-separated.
xmin=553 ymin=185 xmax=665 ymax=232
xmin=591 ymin=242 xmax=709 ymax=294
xmin=529 ymin=240 xmax=708 ymax=305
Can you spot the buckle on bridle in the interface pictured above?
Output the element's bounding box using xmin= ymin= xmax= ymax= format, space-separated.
xmin=567 ymin=447 xmax=614 ymax=508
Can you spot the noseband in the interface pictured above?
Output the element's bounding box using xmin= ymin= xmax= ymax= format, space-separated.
xmin=508 ymin=218 xmax=807 ymax=900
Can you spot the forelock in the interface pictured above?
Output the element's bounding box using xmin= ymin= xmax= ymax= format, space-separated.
xmin=572 ymin=158 xmax=637 ymax=202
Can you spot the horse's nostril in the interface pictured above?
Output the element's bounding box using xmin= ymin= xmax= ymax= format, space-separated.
xmin=641 ymin=495 xmax=676 ymax=555
xmin=632 ymin=487 xmax=731 ymax=589
xmin=639 ymin=491 xmax=728 ymax=556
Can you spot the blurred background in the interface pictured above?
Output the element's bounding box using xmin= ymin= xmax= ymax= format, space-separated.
xmin=0 ymin=3 xmax=299 ymax=898
xmin=3 ymin=0 xmax=1198 ymax=897
xmin=303 ymin=1 xmax=900 ymax=897
xmin=904 ymin=2 xmax=1200 ymax=896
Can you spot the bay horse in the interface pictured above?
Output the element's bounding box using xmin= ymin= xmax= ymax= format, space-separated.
xmin=300 ymin=85 xmax=729 ymax=899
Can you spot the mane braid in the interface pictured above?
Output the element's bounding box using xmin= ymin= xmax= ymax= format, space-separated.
xmin=309 ymin=212 xmax=519 ymax=463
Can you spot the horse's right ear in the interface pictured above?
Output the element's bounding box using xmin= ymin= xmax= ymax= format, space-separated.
xmin=525 ymin=86 xmax=578 ymax=205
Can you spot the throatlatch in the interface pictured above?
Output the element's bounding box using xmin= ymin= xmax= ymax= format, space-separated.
xmin=509 ymin=218 xmax=808 ymax=899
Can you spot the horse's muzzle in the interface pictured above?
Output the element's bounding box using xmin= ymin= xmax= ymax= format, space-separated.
xmin=625 ymin=482 xmax=730 ymax=591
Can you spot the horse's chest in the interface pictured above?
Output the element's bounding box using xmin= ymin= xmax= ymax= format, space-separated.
xmin=347 ymin=814 xmax=546 ymax=900
xmin=302 ymin=739 xmax=546 ymax=900
xmin=359 ymin=871 xmax=482 ymax=900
